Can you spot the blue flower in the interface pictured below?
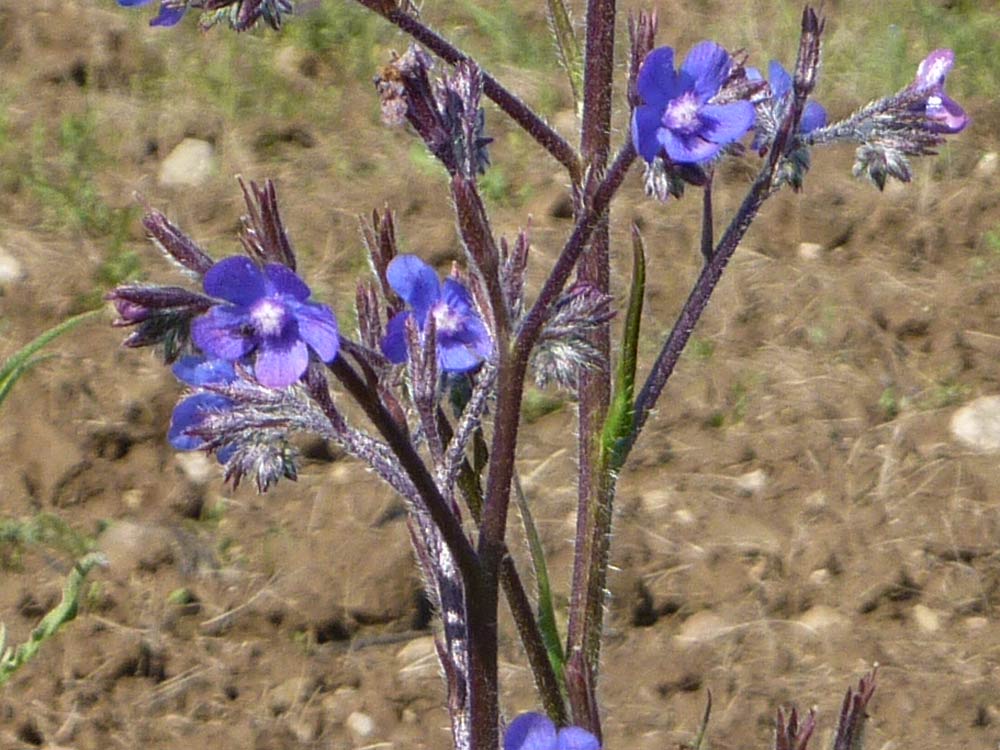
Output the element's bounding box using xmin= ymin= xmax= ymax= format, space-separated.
xmin=191 ymin=256 xmax=340 ymax=388
xmin=632 ymin=42 xmax=756 ymax=165
xmin=504 ymin=713 xmax=600 ymax=750
xmin=116 ymin=0 xmax=188 ymax=27
xmin=909 ymin=49 xmax=968 ymax=134
xmin=168 ymin=356 xmax=238 ymax=463
xmin=747 ymin=60 xmax=827 ymax=146
xmin=380 ymin=255 xmax=492 ymax=373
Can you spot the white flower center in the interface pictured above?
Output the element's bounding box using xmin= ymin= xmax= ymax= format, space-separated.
xmin=252 ymin=299 xmax=287 ymax=336
xmin=664 ymin=92 xmax=701 ymax=134
xmin=431 ymin=302 xmax=462 ymax=334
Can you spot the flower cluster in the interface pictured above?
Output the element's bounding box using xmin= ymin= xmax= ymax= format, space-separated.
xmin=192 ymin=256 xmax=339 ymax=389
xmin=747 ymin=60 xmax=827 ymax=152
xmin=168 ymin=356 xmax=239 ymax=462
xmin=908 ymin=48 xmax=968 ymax=134
xmin=117 ymin=0 xmax=293 ymax=30
xmin=631 ymin=42 xmax=756 ymax=165
xmin=381 ymin=255 xmax=492 ymax=374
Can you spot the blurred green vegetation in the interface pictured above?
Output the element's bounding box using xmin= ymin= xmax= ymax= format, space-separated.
xmin=731 ymin=0 xmax=997 ymax=103
xmin=0 ymin=107 xmax=138 ymax=303
xmin=0 ymin=513 xmax=96 ymax=571
xmin=0 ymin=0 xmax=990 ymax=311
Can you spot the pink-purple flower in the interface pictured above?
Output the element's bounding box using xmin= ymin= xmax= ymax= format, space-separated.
xmin=380 ymin=255 xmax=492 ymax=373
xmin=631 ymin=42 xmax=756 ymax=165
xmin=504 ymin=713 xmax=600 ymax=750
xmin=191 ymin=256 xmax=339 ymax=388
xmin=116 ymin=0 xmax=187 ymax=26
xmin=909 ymin=49 xmax=968 ymax=134
xmin=168 ymin=355 xmax=238 ymax=462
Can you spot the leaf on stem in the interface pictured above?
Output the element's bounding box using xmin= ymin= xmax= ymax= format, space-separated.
xmin=0 ymin=552 xmax=107 ymax=686
xmin=601 ymin=224 xmax=645 ymax=472
xmin=545 ymin=0 xmax=584 ymax=114
xmin=512 ymin=473 xmax=566 ymax=694
xmin=0 ymin=309 xmax=101 ymax=408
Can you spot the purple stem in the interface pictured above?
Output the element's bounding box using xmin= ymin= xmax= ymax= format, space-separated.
xmin=328 ymin=354 xmax=499 ymax=749
xmin=477 ymin=139 xmax=634 ymax=577
xmin=326 ymin=356 xmax=481 ymax=586
xmin=353 ymin=0 xmax=581 ymax=180
xmin=517 ymin=140 xmax=636 ymax=356
xmin=565 ymin=0 xmax=616 ymax=736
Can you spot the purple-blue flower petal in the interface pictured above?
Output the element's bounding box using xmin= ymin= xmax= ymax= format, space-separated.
xmin=504 ymin=713 xmax=558 ymax=750
xmin=636 ymin=47 xmax=681 ymax=107
xmin=192 ymin=306 xmax=257 ymax=360
xmin=255 ymin=336 xmax=310 ymax=388
xmin=438 ymin=318 xmax=491 ymax=372
xmin=914 ymin=48 xmax=954 ymax=91
xmin=117 ymin=0 xmax=154 ymax=6
xmin=172 ymin=355 xmax=237 ymax=387
xmin=150 ymin=3 xmax=186 ymax=26
xmin=387 ymin=255 xmax=441 ymax=323
xmin=631 ymin=104 xmax=664 ymax=163
xmin=437 ymin=342 xmax=483 ymax=372
xmin=381 ymin=311 xmax=413 ymax=364
xmin=700 ymin=101 xmax=756 ymax=144
xmin=291 ymin=301 xmax=340 ymax=362
xmin=924 ymin=91 xmax=968 ymax=133
xmin=169 ymin=392 xmax=232 ymax=451
xmin=216 ymin=443 xmax=238 ymax=464
xmin=800 ymin=100 xmax=827 ymax=133
xmin=767 ymin=60 xmax=792 ymax=101
xmin=661 ymin=129 xmax=724 ymax=164
xmin=204 ymin=256 xmax=267 ymax=306
xmin=556 ymin=727 xmax=601 ymax=750
xmin=441 ymin=277 xmax=475 ymax=314
xmin=681 ymin=41 xmax=732 ymax=101
xmin=265 ymin=263 xmax=311 ymax=301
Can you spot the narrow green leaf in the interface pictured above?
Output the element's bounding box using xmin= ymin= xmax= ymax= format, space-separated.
xmin=687 ymin=689 xmax=713 ymax=750
xmin=545 ymin=0 xmax=584 ymax=114
xmin=0 ymin=309 xmax=101 ymax=408
xmin=513 ymin=473 xmax=566 ymax=690
xmin=601 ymin=223 xmax=646 ymax=472
xmin=0 ymin=552 xmax=106 ymax=686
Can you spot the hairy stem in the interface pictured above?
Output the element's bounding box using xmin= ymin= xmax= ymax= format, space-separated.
xmin=327 ymin=356 xmax=481 ymax=588
xmin=440 ymin=408 xmax=567 ymax=725
xmin=565 ymin=0 xmax=616 ymax=736
xmin=516 ymin=140 xmax=635 ymax=357
xmin=353 ymin=0 xmax=581 ymax=180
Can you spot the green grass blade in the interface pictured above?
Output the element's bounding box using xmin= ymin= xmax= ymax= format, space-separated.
xmin=602 ymin=223 xmax=646 ymax=472
xmin=0 ymin=552 xmax=106 ymax=686
xmin=0 ymin=309 xmax=101 ymax=408
xmin=545 ymin=0 xmax=584 ymax=113
xmin=512 ymin=473 xmax=566 ymax=691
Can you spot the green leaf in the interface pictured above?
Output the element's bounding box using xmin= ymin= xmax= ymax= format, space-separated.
xmin=601 ymin=223 xmax=646 ymax=472
xmin=0 ymin=309 xmax=101 ymax=408
xmin=545 ymin=0 xmax=584 ymax=114
xmin=512 ymin=473 xmax=566 ymax=692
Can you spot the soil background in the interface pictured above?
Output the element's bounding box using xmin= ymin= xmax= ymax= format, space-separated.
xmin=2 ymin=1 xmax=1000 ymax=748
